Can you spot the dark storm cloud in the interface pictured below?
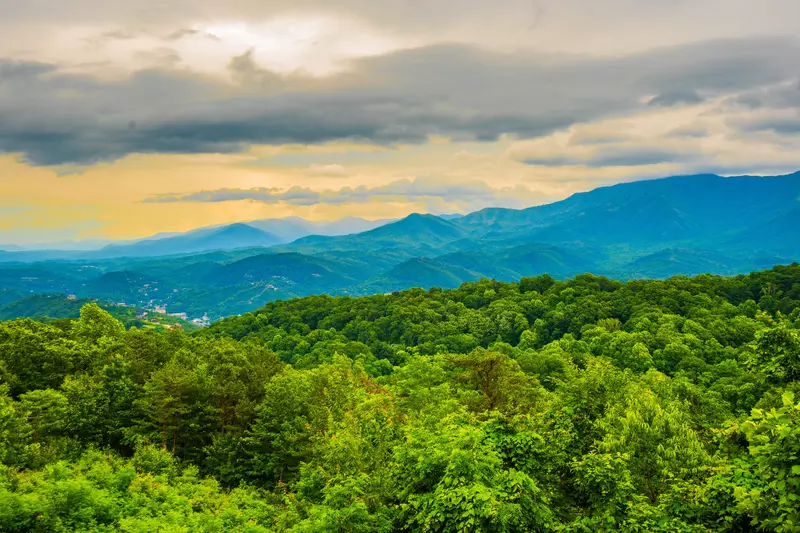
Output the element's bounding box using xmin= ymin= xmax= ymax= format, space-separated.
xmin=1 ymin=38 xmax=799 ymax=165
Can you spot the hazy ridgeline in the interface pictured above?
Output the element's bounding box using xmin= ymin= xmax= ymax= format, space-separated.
xmin=3 ymin=173 xmax=800 ymax=321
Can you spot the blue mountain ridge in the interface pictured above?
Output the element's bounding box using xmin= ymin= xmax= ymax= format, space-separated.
xmin=1 ymin=172 xmax=798 ymax=318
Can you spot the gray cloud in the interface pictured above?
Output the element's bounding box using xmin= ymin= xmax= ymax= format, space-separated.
xmin=665 ymin=125 xmax=711 ymax=139
xmin=1 ymin=38 xmax=800 ymax=165
xmin=523 ymin=146 xmax=696 ymax=168
xmin=739 ymin=116 xmax=800 ymax=135
xmin=729 ymin=80 xmax=800 ymax=110
xmin=647 ymin=91 xmax=704 ymax=107
xmin=97 ymin=30 xmax=139 ymax=42
xmin=568 ymin=132 xmax=635 ymax=146
xmin=142 ymin=178 xmax=536 ymax=209
xmin=591 ymin=148 xmax=691 ymax=167
xmin=723 ymin=82 xmax=800 ymax=135
xmin=166 ymin=29 xmax=220 ymax=41
xmin=0 ymin=60 xmax=56 ymax=78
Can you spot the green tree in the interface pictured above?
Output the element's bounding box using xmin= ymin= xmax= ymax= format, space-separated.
xmin=736 ymin=391 xmax=800 ymax=532
xmin=136 ymin=358 xmax=204 ymax=453
xmin=447 ymin=349 xmax=545 ymax=415
xmin=749 ymin=324 xmax=800 ymax=382
xmin=394 ymin=417 xmax=553 ymax=532
xmin=19 ymin=389 xmax=67 ymax=443
xmin=0 ymin=319 xmax=81 ymax=395
xmin=0 ymin=385 xmax=31 ymax=466
xmin=596 ymin=384 xmax=710 ymax=504
xmin=72 ymin=303 xmax=125 ymax=343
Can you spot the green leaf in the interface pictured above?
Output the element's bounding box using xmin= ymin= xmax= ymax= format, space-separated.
xmin=782 ymin=391 xmax=796 ymax=407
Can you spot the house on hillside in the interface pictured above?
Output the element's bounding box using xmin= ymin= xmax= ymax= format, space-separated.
xmin=191 ymin=313 xmax=211 ymax=327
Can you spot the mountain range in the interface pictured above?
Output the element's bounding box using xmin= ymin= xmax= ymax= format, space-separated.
xmin=1 ymin=172 xmax=798 ymax=319
xmin=0 ymin=216 xmax=396 ymax=259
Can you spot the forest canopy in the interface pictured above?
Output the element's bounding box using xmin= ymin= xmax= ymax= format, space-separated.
xmin=1 ymin=264 xmax=800 ymax=532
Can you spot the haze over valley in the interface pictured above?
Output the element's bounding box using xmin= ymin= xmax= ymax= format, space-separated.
xmin=2 ymin=171 xmax=798 ymax=320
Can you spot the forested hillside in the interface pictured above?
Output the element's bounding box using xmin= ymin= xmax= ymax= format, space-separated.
xmin=0 ymin=293 xmax=197 ymax=331
xmin=1 ymin=265 xmax=800 ymax=531
xmin=1 ymin=173 xmax=799 ymax=320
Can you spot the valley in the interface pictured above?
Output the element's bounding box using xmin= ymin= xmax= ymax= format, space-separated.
xmin=1 ymin=172 xmax=799 ymax=320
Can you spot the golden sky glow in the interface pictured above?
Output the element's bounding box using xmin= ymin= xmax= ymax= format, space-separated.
xmin=1 ymin=1 xmax=800 ymax=244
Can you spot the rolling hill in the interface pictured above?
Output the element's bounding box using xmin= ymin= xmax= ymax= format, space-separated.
xmin=0 ymin=172 xmax=798 ymax=319
xmin=0 ymin=217 xmax=397 ymax=260
xmin=93 ymin=223 xmax=282 ymax=258
xmin=204 ymin=252 xmax=363 ymax=290
xmin=247 ymin=216 xmax=395 ymax=241
xmin=282 ymin=213 xmax=473 ymax=257
xmin=456 ymin=172 xmax=800 ymax=245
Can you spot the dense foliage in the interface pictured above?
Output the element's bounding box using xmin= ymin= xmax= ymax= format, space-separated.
xmin=2 ymin=264 xmax=800 ymax=531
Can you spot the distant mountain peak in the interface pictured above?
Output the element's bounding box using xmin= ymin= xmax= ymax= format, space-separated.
xmin=401 ymin=213 xmax=437 ymax=221
xmin=370 ymin=213 xmax=466 ymax=238
xmin=222 ymin=222 xmax=256 ymax=229
xmin=212 ymin=223 xmax=269 ymax=236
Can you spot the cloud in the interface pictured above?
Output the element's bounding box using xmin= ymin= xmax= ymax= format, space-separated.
xmin=665 ymin=125 xmax=710 ymax=138
xmin=729 ymin=80 xmax=800 ymax=110
xmin=740 ymin=117 xmax=800 ymax=135
xmin=647 ymin=91 xmax=704 ymax=107
xmin=509 ymin=84 xmax=800 ymax=177
xmin=0 ymin=60 xmax=55 ymax=78
xmin=3 ymin=1 xmax=800 ymax=244
xmin=723 ymin=82 xmax=800 ymax=136
xmin=165 ymin=29 xmax=220 ymax=42
xmin=142 ymin=178 xmax=537 ymax=210
xmin=2 ymin=37 xmax=799 ymax=166
xmin=95 ymin=30 xmax=140 ymax=42
xmin=308 ymin=163 xmax=349 ymax=176
xmin=567 ymin=131 xmax=635 ymax=146
xmin=4 ymin=0 xmax=800 ymax=59
xmin=523 ymin=146 xmax=694 ymax=168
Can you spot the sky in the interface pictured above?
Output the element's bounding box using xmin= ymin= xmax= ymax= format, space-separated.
xmin=2 ymin=0 xmax=800 ymax=244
